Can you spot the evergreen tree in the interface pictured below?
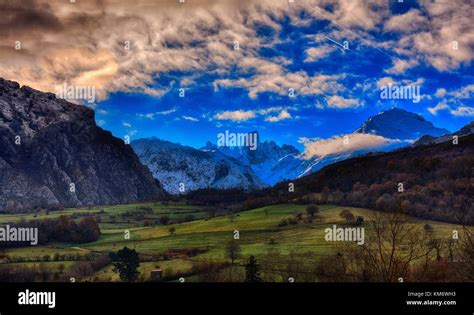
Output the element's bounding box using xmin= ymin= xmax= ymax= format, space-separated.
xmin=245 ymin=255 xmax=262 ymax=282
xmin=112 ymin=247 xmax=140 ymax=282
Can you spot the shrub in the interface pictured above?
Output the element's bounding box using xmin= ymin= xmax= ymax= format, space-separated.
xmin=306 ymin=205 xmax=319 ymax=217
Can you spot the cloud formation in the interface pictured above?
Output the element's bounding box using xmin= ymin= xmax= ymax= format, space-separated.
xmin=300 ymin=133 xmax=403 ymax=159
xmin=0 ymin=0 xmax=472 ymax=109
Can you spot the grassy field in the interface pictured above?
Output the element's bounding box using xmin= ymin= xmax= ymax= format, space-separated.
xmin=0 ymin=203 xmax=464 ymax=282
xmin=0 ymin=201 xmax=210 ymax=231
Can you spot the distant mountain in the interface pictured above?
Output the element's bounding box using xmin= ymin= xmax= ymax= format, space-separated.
xmin=130 ymin=108 xmax=454 ymax=192
xmin=255 ymin=108 xmax=450 ymax=183
xmin=132 ymin=138 xmax=266 ymax=194
xmin=414 ymin=121 xmax=474 ymax=146
xmin=202 ymin=139 xmax=299 ymax=185
xmin=0 ymin=78 xmax=164 ymax=212
xmin=355 ymin=108 xmax=449 ymax=139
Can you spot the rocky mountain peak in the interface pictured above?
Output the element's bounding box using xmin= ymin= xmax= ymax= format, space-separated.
xmin=355 ymin=107 xmax=449 ymax=140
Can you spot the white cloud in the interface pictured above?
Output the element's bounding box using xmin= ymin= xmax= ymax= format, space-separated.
xmin=325 ymin=95 xmax=360 ymax=109
xmin=428 ymin=101 xmax=474 ymax=117
xmin=137 ymin=108 xmax=177 ymax=119
xmin=258 ymin=106 xmax=296 ymax=115
xmin=214 ymin=72 xmax=345 ymax=99
xmin=1 ymin=0 xmax=471 ymax=102
xmin=156 ymin=109 xmax=178 ymax=115
xmin=384 ymin=9 xmax=428 ymax=33
xmin=451 ymin=84 xmax=474 ymax=99
xmin=304 ymin=46 xmax=334 ymax=62
xmin=376 ymin=77 xmax=396 ymax=88
xmin=122 ymin=122 xmax=132 ymax=128
xmin=450 ymin=106 xmax=474 ymax=117
xmin=435 ymin=88 xmax=447 ymax=98
xmin=301 ymin=133 xmax=402 ymax=159
xmin=385 ymin=0 xmax=474 ymax=72
xmin=265 ymin=110 xmax=292 ymax=122
xmin=213 ymin=106 xmax=298 ymax=122
xmin=214 ymin=110 xmax=256 ymax=122
xmin=183 ymin=115 xmax=199 ymax=122
xmin=428 ymin=103 xmax=449 ymax=115
xmin=385 ymin=58 xmax=419 ymax=74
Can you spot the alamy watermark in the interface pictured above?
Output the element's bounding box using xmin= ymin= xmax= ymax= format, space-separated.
xmin=380 ymin=85 xmax=421 ymax=103
xmin=0 ymin=225 xmax=38 ymax=245
xmin=217 ymin=130 xmax=258 ymax=151
xmin=325 ymin=224 xmax=365 ymax=245
xmin=55 ymin=83 xmax=96 ymax=104
xmin=18 ymin=290 xmax=55 ymax=309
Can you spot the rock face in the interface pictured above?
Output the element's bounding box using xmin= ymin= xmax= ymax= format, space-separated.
xmin=0 ymin=78 xmax=164 ymax=212
xmin=132 ymin=138 xmax=266 ymax=194
xmin=202 ymin=140 xmax=300 ymax=185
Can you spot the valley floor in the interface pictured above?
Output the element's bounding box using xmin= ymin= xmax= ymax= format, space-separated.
xmin=0 ymin=203 xmax=466 ymax=282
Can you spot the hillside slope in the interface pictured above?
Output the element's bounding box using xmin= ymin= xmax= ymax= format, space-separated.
xmin=263 ymin=134 xmax=474 ymax=223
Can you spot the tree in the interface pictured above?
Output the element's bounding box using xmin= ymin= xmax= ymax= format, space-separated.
xmin=306 ymin=205 xmax=319 ymax=217
xmin=245 ymin=255 xmax=262 ymax=282
xmin=339 ymin=209 xmax=355 ymax=224
xmin=112 ymin=247 xmax=140 ymax=282
xmin=78 ymin=217 xmax=101 ymax=242
xmin=427 ymin=238 xmax=443 ymax=261
xmin=333 ymin=211 xmax=435 ymax=282
xmin=457 ymin=227 xmax=474 ymax=281
xmin=225 ymin=240 xmax=241 ymax=264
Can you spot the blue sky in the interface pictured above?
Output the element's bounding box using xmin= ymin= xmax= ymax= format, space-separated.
xmin=91 ymin=0 xmax=473 ymax=150
xmin=3 ymin=0 xmax=473 ymax=152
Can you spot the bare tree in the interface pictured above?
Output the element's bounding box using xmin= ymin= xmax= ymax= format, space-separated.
xmin=225 ymin=240 xmax=241 ymax=264
xmin=327 ymin=210 xmax=436 ymax=282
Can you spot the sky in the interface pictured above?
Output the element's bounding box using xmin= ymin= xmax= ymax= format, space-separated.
xmin=1 ymin=0 xmax=473 ymax=152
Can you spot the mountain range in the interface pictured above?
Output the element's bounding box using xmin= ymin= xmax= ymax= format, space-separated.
xmin=132 ymin=138 xmax=266 ymax=194
xmin=133 ymin=108 xmax=453 ymax=194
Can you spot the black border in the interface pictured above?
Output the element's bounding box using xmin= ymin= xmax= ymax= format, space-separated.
xmin=0 ymin=282 xmax=472 ymax=314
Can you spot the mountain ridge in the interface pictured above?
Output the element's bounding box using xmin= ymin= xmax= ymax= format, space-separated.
xmin=132 ymin=137 xmax=266 ymax=194
xmin=133 ymin=108 xmax=456 ymax=192
xmin=355 ymin=108 xmax=449 ymax=139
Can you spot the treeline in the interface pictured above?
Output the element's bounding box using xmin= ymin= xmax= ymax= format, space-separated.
xmin=0 ymin=216 xmax=100 ymax=248
xmin=0 ymin=254 xmax=110 ymax=282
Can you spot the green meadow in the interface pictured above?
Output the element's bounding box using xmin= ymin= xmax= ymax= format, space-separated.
xmin=0 ymin=203 xmax=463 ymax=282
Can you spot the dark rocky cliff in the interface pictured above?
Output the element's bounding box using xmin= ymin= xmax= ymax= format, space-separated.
xmin=0 ymin=78 xmax=164 ymax=212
